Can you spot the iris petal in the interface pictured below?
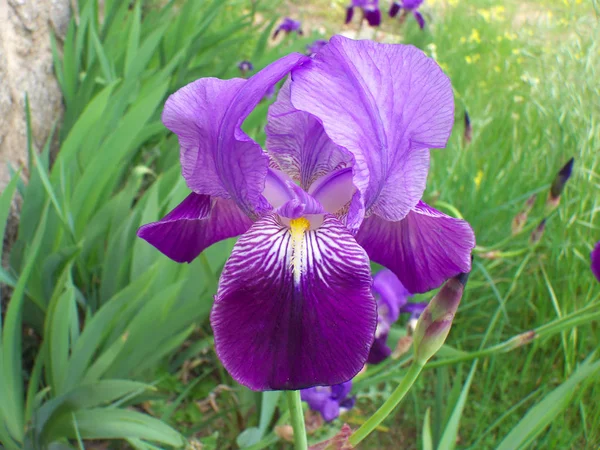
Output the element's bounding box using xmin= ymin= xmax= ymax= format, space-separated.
xmin=163 ymin=54 xmax=309 ymax=216
xmin=356 ymin=201 xmax=475 ymax=293
xmin=373 ymin=269 xmax=411 ymax=323
xmin=137 ymin=193 xmax=252 ymax=263
xmin=290 ymin=36 xmax=454 ymax=221
xmin=592 ymin=242 xmax=600 ymax=282
xmin=211 ymin=215 xmax=377 ymax=390
xmin=266 ymin=80 xmax=352 ymax=190
xmin=367 ymin=335 xmax=392 ymax=364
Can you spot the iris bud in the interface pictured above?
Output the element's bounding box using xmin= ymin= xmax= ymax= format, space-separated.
xmin=530 ymin=218 xmax=546 ymax=244
xmin=413 ymin=271 xmax=470 ymax=365
xmin=464 ymin=110 xmax=472 ymax=145
xmin=548 ymin=157 xmax=574 ymax=208
xmin=511 ymin=193 xmax=537 ymax=235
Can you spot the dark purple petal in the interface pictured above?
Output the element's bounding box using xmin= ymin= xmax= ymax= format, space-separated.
xmin=266 ymin=80 xmax=353 ymax=190
xmin=356 ymin=201 xmax=475 ymax=293
xmin=367 ymin=334 xmax=392 ymax=364
xmin=211 ymin=214 xmax=377 ymax=390
xmin=345 ymin=7 xmax=354 ymax=23
xmin=162 ymin=53 xmax=309 ymax=216
xmin=364 ymin=8 xmax=381 ymax=26
xmin=414 ymin=10 xmax=425 ymax=29
xmin=290 ymin=36 xmax=454 ymax=221
xmin=137 ymin=193 xmax=252 ymax=263
xmin=389 ymin=2 xmax=401 ymax=17
xmin=591 ymin=241 xmax=600 ymax=282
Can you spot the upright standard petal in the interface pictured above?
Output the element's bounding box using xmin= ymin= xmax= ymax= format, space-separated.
xmin=266 ymin=80 xmax=353 ymax=190
xmin=211 ymin=215 xmax=377 ymax=390
xmin=162 ymin=53 xmax=309 ymax=216
xmin=137 ymin=193 xmax=252 ymax=263
xmin=356 ymin=201 xmax=475 ymax=293
xmin=290 ymin=36 xmax=454 ymax=221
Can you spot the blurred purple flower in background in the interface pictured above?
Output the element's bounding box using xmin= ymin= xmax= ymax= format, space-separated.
xmin=301 ymin=381 xmax=355 ymax=422
xmin=390 ymin=0 xmax=426 ymax=29
xmin=307 ymin=39 xmax=328 ymax=56
xmin=237 ymin=60 xmax=253 ymax=75
xmin=137 ymin=36 xmax=474 ymax=391
xmin=368 ymin=270 xmax=428 ymax=364
xmin=345 ymin=0 xmax=382 ymax=27
xmin=592 ymin=242 xmax=600 ymax=282
xmin=273 ymin=17 xmax=303 ymax=39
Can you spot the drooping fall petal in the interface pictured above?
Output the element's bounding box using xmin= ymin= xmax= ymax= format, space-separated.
xmin=211 ymin=215 xmax=377 ymax=390
xmin=356 ymin=201 xmax=475 ymax=293
xmin=137 ymin=193 xmax=252 ymax=263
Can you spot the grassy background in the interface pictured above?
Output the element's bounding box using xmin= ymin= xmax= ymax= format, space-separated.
xmin=0 ymin=0 xmax=598 ymax=449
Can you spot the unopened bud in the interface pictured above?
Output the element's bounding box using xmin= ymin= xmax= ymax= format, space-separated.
xmin=511 ymin=194 xmax=536 ymax=235
xmin=391 ymin=335 xmax=413 ymax=359
xmin=464 ymin=110 xmax=472 ymax=145
xmin=480 ymin=250 xmax=500 ymax=260
xmin=514 ymin=330 xmax=536 ymax=347
xmin=548 ymin=157 xmax=574 ymax=208
xmin=309 ymin=424 xmax=353 ymax=450
xmin=275 ymin=425 xmax=294 ymax=443
xmin=413 ymin=271 xmax=469 ymax=365
xmin=530 ymin=218 xmax=546 ymax=244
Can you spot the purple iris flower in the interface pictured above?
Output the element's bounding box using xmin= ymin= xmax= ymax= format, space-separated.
xmin=307 ymin=39 xmax=328 ymax=56
xmin=346 ymin=0 xmax=382 ymax=27
xmin=137 ymin=36 xmax=475 ymax=391
xmin=301 ymin=381 xmax=355 ymax=422
xmin=390 ymin=0 xmax=426 ymax=29
xmin=592 ymin=242 xmax=600 ymax=282
xmin=273 ymin=17 xmax=303 ymax=39
xmin=238 ymin=60 xmax=254 ymax=73
xmin=367 ymin=269 xmax=428 ymax=364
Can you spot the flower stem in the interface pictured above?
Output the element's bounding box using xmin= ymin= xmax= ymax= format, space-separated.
xmin=349 ymin=361 xmax=424 ymax=447
xmin=286 ymin=390 xmax=308 ymax=450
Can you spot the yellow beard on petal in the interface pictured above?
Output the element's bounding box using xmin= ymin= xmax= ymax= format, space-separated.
xmin=289 ymin=217 xmax=310 ymax=284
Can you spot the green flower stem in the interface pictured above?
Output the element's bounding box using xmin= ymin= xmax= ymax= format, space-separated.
xmin=286 ymin=390 xmax=308 ymax=450
xmin=349 ymin=361 xmax=424 ymax=447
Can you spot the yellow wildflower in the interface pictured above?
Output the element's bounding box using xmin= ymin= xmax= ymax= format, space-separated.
xmin=494 ymin=65 xmax=501 ymax=73
xmin=514 ymin=95 xmax=524 ymax=103
xmin=474 ymin=170 xmax=484 ymax=189
xmin=478 ymin=9 xmax=491 ymax=23
xmin=460 ymin=36 xmax=466 ymax=44
xmin=469 ymin=29 xmax=481 ymax=44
